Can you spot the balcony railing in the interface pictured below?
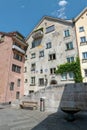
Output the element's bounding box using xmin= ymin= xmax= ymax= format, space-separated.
xmin=32 ymin=30 xmax=43 ymax=39
xmin=12 ymin=45 xmax=25 ymax=54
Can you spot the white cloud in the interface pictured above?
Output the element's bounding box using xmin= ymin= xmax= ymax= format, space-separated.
xmin=58 ymin=0 xmax=68 ymax=7
xmin=52 ymin=0 xmax=68 ymax=19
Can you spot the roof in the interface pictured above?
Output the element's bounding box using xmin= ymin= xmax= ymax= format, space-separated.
xmin=0 ymin=31 xmax=27 ymax=46
xmin=74 ymin=7 xmax=87 ymax=22
xmin=26 ymin=16 xmax=73 ymax=40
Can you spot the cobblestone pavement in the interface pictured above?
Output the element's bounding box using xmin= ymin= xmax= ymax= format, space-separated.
xmin=0 ymin=106 xmax=87 ymax=130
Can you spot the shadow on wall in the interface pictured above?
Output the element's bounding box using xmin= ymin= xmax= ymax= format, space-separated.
xmin=32 ymin=83 xmax=87 ymax=130
xmin=31 ymin=83 xmax=87 ymax=130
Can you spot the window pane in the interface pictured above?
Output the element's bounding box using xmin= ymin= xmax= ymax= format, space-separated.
xmin=46 ymin=42 xmax=51 ymax=49
xmin=64 ymin=30 xmax=70 ymax=37
xmin=17 ymin=79 xmax=21 ymax=87
xmin=32 ymin=39 xmax=42 ymax=48
xmin=80 ymin=37 xmax=86 ymax=43
xmin=84 ymin=69 xmax=87 ymax=77
xmin=31 ymin=77 xmax=35 ymax=85
xmin=69 ymin=72 xmax=74 ymax=79
xmin=46 ymin=25 xmax=55 ymax=33
xmin=39 ymin=78 xmax=44 ymax=86
xmin=39 ymin=50 xmax=44 ymax=57
xmin=49 ymin=53 xmax=56 ymax=60
xmin=82 ymin=52 xmax=87 ymax=59
xmin=66 ymin=42 xmax=73 ymax=50
xmin=61 ymin=73 xmax=67 ymax=80
xmin=10 ymin=82 xmax=14 ymax=91
xmin=12 ymin=64 xmax=21 ymax=73
xmin=79 ymin=27 xmax=84 ymax=32
xmin=67 ymin=57 xmax=74 ymax=63
xmin=31 ymin=53 xmax=36 ymax=58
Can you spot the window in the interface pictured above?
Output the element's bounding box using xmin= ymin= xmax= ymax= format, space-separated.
xmin=66 ymin=42 xmax=73 ymax=50
xmin=69 ymin=72 xmax=74 ymax=79
xmin=25 ymin=79 xmax=28 ymax=83
xmin=39 ymin=78 xmax=44 ymax=86
xmin=67 ymin=57 xmax=74 ymax=63
xmin=40 ymin=69 xmax=43 ymax=73
xmin=79 ymin=26 xmax=84 ymax=32
xmin=31 ymin=77 xmax=35 ymax=85
xmin=29 ymin=90 xmax=34 ymax=94
xmin=13 ymin=53 xmax=22 ymax=61
xmin=16 ymin=91 xmax=20 ymax=99
xmin=24 ymin=67 xmax=27 ymax=72
xmin=84 ymin=69 xmax=87 ymax=77
xmin=46 ymin=25 xmax=55 ymax=33
xmin=31 ymin=63 xmax=36 ymax=71
xmin=80 ymin=36 xmax=86 ymax=43
xmin=39 ymin=50 xmax=44 ymax=57
xmin=17 ymin=79 xmax=21 ymax=87
xmin=61 ymin=73 xmax=67 ymax=80
xmin=32 ymin=39 xmax=42 ymax=48
xmin=48 ymin=53 xmax=56 ymax=61
xmin=82 ymin=52 xmax=87 ymax=59
xmin=12 ymin=64 xmax=21 ymax=73
xmin=50 ymin=68 xmax=56 ymax=75
xmin=64 ymin=30 xmax=70 ymax=37
xmin=46 ymin=42 xmax=52 ymax=49
xmin=10 ymin=82 xmax=14 ymax=91
xmin=31 ymin=53 xmax=36 ymax=58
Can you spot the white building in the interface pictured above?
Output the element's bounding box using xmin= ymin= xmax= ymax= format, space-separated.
xmin=24 ymin=16 xmax=78 ymax=95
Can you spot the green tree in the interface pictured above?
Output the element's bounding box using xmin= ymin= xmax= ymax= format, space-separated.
xmin=55 ymin=57 xmax=83 ymax=83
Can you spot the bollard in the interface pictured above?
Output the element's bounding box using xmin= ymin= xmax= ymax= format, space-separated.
xmin=40 ymin=98 xmax=45 ymax=111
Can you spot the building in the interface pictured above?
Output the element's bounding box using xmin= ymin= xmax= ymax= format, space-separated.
xmin=0 ymin=31 xmax=27 ymax=103
xmin=24 ymin=16 xmax=78 ymax=95
xmin=74 ymin=7 xmax=87 ymax=82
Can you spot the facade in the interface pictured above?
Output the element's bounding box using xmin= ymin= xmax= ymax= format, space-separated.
xmin=74 ymin=8 xmax=87 ymax=82
xmin=0 ymin=32 xmax=27 ymax=103
xmin=24 ymin=16 xmax=78 ymax=95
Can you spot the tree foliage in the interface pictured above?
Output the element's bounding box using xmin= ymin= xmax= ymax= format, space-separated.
xmin=55 ymin=57 xmax=83 ymax=83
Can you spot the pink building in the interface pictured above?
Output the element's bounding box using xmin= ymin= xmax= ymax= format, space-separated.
xmin=0 ymin=31 xmax=27 ymax=104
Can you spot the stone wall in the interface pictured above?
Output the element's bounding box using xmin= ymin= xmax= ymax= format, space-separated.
xmin=21 ymin=83 xmax=87 ymax=112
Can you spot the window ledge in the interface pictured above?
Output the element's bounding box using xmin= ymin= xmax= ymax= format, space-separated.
xmin=64 ymin=35 xmax=70 ymax=39
xmin=61 ymin=79 xmax=67 ymax=81
xmin=82 ymin=59 xmax=87 ymax=63
xmin=30 ymin=84 xmax=36 ymax=86
xmin=80 ymin=42 xmax=87 ymax=46
xmin=68 ymin=78 xmax=74 ymax=81
xmin=65 ymin=48 xmax=74 ymax=51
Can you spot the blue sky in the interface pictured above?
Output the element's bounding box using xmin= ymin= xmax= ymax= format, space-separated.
xmin=0 ymin=0 xmax=87 ymax=37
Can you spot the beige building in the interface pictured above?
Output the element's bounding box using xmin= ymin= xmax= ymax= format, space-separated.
xmin=24 ymin=16 xmax=78 ymax=95
xmin=74 ymin=8 xmax=87 ymax=82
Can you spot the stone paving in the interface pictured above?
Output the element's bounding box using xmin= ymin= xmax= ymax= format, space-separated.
xmin=0 ymin=106 xmax=87 ymax=130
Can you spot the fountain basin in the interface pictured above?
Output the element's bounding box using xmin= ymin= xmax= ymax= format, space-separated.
xmin=61 ymin=107 xmax=81 ymax=121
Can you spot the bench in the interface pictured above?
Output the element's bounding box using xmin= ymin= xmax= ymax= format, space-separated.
xmin=20 ymin=101 xmax=38 ymax=110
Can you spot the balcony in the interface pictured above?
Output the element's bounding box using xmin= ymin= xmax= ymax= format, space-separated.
xmin=12 ymin=45 xmax=25 ymax=54
xmin=32 ymin=30 xmax=43 ymax=39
